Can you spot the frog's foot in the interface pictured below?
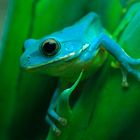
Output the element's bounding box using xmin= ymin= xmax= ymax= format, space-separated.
xmin=46 ymin=108 xmax=67 ymax=135
xmin=121 ymin=58 xmax=140 ymax=82
xmin=46 ymin=115 xmax=61 ymax=136
xmin=48 ymin=108 xmax=67 ymax=126
xmin=58 ymin=117 xmax=67 ymax=126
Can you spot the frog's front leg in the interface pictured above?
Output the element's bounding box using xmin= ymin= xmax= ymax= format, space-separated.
xmin=92 ymin=33 xmax=140 ymax=86
xmin=46 ymin=87 xmax=67 ymax=136
xmin=46 ymin=71 xmax=83 ymax=135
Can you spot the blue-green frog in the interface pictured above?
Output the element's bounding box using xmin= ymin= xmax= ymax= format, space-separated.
xmin=20 ymin=4 xmax=140 ymax=136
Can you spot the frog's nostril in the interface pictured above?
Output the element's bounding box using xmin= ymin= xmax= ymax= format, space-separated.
xmin=23 ymin=56 xmax=30 ymax=63
xmin=23 ymin=57 xmax=31 ymax=65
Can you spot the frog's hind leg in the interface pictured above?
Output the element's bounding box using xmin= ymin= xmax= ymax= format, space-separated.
xmin=46 ymin=71 xmax=83 ymax=135
xmin=47 ymin=87 xmax=67 ymax=125
xmin=46 ymin=87 xmax=67 ymax=135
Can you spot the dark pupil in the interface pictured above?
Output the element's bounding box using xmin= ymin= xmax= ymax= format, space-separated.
xmin=43 ymin=42 xmax=57 ymax=55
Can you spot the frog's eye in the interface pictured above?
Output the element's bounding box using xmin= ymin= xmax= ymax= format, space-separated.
xmin=41 ymin=39 xmax=60 ymax=56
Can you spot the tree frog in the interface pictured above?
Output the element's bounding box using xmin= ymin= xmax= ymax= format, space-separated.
xmin=20 ymin=8 xmax=140 ymax=135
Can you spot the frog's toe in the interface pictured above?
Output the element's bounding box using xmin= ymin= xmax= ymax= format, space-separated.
xmin=121 ymin=60 xmax=140 ymax=80
xmin=47 ymin=108 xmax=67 ymax=126
xmin=122 ymin=81 xmax=129 ymax=88
xmin=121 ymin=68 xmax=129 ymax=88
xmin=120 ymin=61 xmax=140 ymax=86
xmin=58 ymin=117 xmax=67 ymax=126
xmin=46 ymin=115 xmax=61 ymax=136
xmin=54 ymin=128 xmax=61 ymax=136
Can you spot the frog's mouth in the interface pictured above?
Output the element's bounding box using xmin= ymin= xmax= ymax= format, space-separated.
xmin=22 ymin=43 xmax=89 ymax=71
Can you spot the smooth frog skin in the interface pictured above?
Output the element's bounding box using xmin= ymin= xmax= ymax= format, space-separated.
xmin=21 ymin=12 xmax=107 ymax=82
xmin=20 ymin=10 xmax=140 ymax=135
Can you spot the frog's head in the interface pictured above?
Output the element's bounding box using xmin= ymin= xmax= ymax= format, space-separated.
xmin=20 ymin=12 xmax=98 ymax=77
xmin=20 ymin=33 xmax=89 ymax=76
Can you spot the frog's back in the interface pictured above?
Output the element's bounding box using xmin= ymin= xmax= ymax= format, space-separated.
xmin=50 ymin=12 xmax=103 ymax=42
xmin=80 ymin=12 xmax=104 ymax=42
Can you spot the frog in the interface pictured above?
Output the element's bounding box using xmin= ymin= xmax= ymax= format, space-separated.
xmin=20 ymin=4 xmax=140 ymax=135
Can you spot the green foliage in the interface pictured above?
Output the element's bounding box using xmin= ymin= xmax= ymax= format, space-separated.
xmin=0 ymin=0 xmax=140 ymax=140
